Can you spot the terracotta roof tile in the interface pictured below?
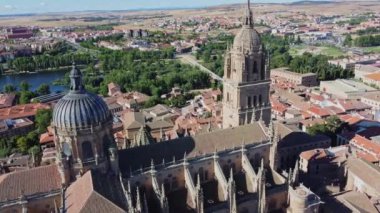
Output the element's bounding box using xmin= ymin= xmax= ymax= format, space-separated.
xmin=0 ymin=165 xmax=61 ymax=203
xmin=356 ymin=151 xmax=379 ymax=163
xmin=307 ymin=105 xmax=331 ymax=117
xmin=350 ymin=134 xmax=380 ymax=156
xmin=65 ymin=171 xmax=127 ymax=213
xmin=0 ymin=103 xmax=50 ymax=120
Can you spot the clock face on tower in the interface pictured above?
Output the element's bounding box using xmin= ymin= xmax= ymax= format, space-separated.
xmin=62 ymin=142 xmax=72 ymax=157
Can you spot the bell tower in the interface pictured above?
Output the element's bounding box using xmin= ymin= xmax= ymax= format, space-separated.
xmin=223 ymin=0 xmax=271 ymax=128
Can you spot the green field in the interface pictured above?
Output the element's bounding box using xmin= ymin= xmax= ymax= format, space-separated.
xmin=363 ymin=46 xmax=380 ymax=53
xmin=290 ymin=45 xmax=346 ymax=58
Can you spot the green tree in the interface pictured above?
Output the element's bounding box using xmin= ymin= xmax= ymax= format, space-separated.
xmin=0 ymin=138 xmax=11 ymax=157
xmin=36 ymin=84 xmax=50 ymax=96
xmin=307 ymin=115 xmax=346 ymax=146
xmin=16 ymin=137 xmax=29 ymax=153
xmin=343 ymin=34 xmax=353 ymax=47
xmin=144 ymin=96 xmax=163 ymax=108
xmin=28 ymin=145 xmax=41 ymax=162
xmin=35 ymin=109 xmax=52 ymax=133
xmin=19 ymin=91 xmax=35 ymax=104
xmin=20 ymin=81 xmax=30 ymax=92
xmin=3 ymin=84 xmax=16 ymax=93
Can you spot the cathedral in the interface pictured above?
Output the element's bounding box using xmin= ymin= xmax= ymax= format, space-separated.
xmin=222 ymin=0 xmax=271 ymax=128
xmin=0 ymin=1 xmax=323 ymax=213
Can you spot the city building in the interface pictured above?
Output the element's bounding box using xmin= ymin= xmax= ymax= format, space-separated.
xmin=271 ymin=67 xmax=318 ymax=87
xmin=299 ymin=146 xmax=347 ymax=176
xmin=361 ymin=92 xmax=380 ymax=120
xmin=3 ymin=27 xmax=33 ymax=39
xmin=116 ymin=92 xmax=150 ymax=110
xmin=329 ymin=54 xmax=380 ymax=70
xmin=343 ymin=157 xmax=380 ymax=212
xmin=320 ymin=79 xmax=378 ymax=99
xmin=108 ymin=82 xmax=122 ymax=97
xmin=354 ymin=64 xmax=380 ymax=80
xmin=363 ymin=72 xmax=380 ymax=88
xmin=0 ymin=118 xmax=34 ymax=139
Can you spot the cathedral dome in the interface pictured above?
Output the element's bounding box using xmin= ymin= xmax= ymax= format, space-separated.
xmin=233 ymin=27 xmax=261 ymax=53
xmin=53 ymin=63 xmax=111 ymax=130
xmin=232 ymin=0 xmax=261 ymax=53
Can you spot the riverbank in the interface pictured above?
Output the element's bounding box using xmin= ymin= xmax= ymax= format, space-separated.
xmin=0 ymin=69 xmax=71 ymax=92
xmin=1 ymin=64 xmax=87 ymax=76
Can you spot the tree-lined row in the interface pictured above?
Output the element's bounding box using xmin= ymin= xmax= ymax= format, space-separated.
xmin=3 ymin=81 xmax=50 ymax=104
xmin=7 ymin=53 xmax=92 ymax=72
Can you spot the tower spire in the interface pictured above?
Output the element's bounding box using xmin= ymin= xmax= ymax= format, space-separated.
xmin=243 ymin=0 xmax=253 ymax=27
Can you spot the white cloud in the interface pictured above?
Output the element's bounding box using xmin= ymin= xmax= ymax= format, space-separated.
xmin=40 ymin=2 xmax=46 ymax=6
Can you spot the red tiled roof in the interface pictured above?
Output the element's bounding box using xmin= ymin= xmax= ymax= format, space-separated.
xmin=356 ymin=151 xmax=379 ymax=163
xmin=307 ymin=105 xmax=331 ymax=117
xmin=271 ymin=100 xmax=288 ymax=114
xmin=300 ymin=148 xmax=328 ymax=161
xmin=339 ymin=114 xmax=363 ymax=125
xmin=39 ymin=132 xmax=54 ymax=145
xmin=0 ymin=165 xmax=61 ymax=202
xmin=350 ymin=134 xmax=380 ymax=156
xmin=309 ymin=93 xmax=325 ymax=102
xmin=325 ymin=106 xmax=345 ymax=115
xmin=0 ymin=103 xmax=50 ymax=120
xmin=65 ymin=171 xmax=126 ymax=213
xmin=336 ymin=99 xmax=370 ymax=111
xmin=301 ymin=111 xmax=312 ymax=119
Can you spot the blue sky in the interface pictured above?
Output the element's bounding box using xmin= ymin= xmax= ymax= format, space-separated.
xmin=0 ymin=0 xmax=296 ymax=15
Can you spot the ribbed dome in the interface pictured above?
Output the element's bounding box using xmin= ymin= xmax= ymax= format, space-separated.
xmin=53 ymin=63 xmax=111 ymax=130
xmin=232 ymin=0 xmax=261 ymax=53
xmin=233 ymin=27 xmax=261 ymax=52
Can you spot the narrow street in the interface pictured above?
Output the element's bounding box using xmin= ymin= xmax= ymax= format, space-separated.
xmin=177 ymin=53 xmax=223 ymax=82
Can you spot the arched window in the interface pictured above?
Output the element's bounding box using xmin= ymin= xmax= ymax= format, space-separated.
xmin=82 ymin=141 xmax=94 ymax=160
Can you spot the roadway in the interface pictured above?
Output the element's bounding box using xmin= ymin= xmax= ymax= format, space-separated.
xmin=177 ymin=53 xmax=223 ymax=82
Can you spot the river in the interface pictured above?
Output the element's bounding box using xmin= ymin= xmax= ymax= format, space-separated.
xmin=0 ymin=69 xmax=69 ymax=93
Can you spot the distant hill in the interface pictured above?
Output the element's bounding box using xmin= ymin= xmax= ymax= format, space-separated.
xmin=289 ymin=0 xmax=334 ymax=5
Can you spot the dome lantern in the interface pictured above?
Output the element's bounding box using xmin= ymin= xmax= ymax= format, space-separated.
xmin=69 ymin=62 xmax=85 ymax=93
